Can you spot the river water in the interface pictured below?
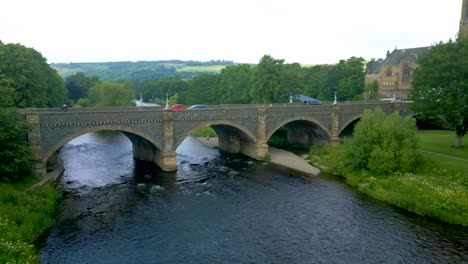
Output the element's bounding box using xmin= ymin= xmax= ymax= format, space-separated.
xmin=38 ymin=131 xmax=468 ymax=263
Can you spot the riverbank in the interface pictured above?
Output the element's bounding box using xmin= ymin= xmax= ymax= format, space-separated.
xmin=308 ymin=142 xmax=468 ymax=227
xmin=195 ymin=137 xmax=320 ymax=176
xmin=0 ymin=176 xmax=62 ymax=263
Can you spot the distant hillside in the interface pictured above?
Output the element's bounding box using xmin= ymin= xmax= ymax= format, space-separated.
xmin=51 ymin=60 xmax=235 ymax=81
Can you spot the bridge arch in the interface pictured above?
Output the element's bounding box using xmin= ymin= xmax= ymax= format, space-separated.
xmin=173 ymin=120 xmax=257 ymax=151
xmin=267 ymin=117 xmax=332 ymax=144
xmin=338 ymin=114 xmax=362 ymax=137
xmin=43 ymin=125 xmax=164 ymax=164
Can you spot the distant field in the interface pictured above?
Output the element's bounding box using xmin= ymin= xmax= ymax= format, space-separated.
xmin=176 ymin=65 xmax=226 ymax=73
xmin=417 ymin=130 xmax=468 ymax=159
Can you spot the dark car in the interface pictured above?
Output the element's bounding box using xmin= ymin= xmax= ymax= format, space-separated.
xmin=292 ymin=95 xmax=323 ymax=105
xmin=187 ymin=104 xmax=208 ymax=109
xmin=170 ymin=104 xmax=189 ymax=110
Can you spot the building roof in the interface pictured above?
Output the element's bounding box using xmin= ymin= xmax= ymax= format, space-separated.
xmin=380 ymin=46 xmax=431 ymax=67
xmin=366 ymin=59 xmax=384 ymax=74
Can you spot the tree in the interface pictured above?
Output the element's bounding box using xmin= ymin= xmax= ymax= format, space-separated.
xmin=0 ymin=42 xmax=68 ymax=108
xmin=0 ymin=108 xmax=32 ymax=181
xmin=410 ymin=37 xmax=468 ymax=148
xmin=250 ymin=55 xmax=286 ymax=103
xmin=186 ymin=74 xmax=220 ymax=105
xmin=218 ymin=64 xmax=253 ymax=104
xmin=88 ymin=81 xmax=135 ymax=107
xmin=336 ymin=57 xmax=365 ymax=101
xmin=343 ymin=108 xmax=419 ymax=175
xmin=65 ymin=72 xmax=100 ymax=103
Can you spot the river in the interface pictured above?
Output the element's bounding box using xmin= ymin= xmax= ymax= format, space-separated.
xmin=38 ymin=131 xmax=468 ymax=263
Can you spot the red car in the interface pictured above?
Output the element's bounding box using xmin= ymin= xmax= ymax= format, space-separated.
xmin=170 ymin=104 xmax=189 ymax=110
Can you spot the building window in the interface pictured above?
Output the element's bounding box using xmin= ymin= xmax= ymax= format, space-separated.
xmin=402 ymin=64 xmax=410 ymax=84
xmin=386 ymin=68 xmax=392 ymax=76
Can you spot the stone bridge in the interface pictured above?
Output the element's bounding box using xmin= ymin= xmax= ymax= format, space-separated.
xmin=19 ymin=102 xmax=413 ymax=176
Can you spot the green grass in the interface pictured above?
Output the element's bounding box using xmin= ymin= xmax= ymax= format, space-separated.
xmin=308 ymin=129 xmax=468 ymax=226
xmin=176 ymin=65 xmax=226 ymax=73
xmin=0 ymin=176 xmax=62 ymax=263
xmin=417 ymin=130 xmax=468 ymax=159
xmin=191 ymin=127 xmax=217 ymax=138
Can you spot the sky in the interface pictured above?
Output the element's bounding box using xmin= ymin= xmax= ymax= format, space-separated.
xmin=0 ymin=0 xmax=463 ymax=65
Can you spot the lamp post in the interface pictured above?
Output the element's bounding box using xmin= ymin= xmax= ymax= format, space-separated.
xmin=164 ymin=93 xmax=170 ymax=109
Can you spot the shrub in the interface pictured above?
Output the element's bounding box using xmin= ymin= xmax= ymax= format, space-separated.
xmin=343 ymin=108 xmax=419 ymax=175
xmin=0 ymin=108 xmax=32 ymax=182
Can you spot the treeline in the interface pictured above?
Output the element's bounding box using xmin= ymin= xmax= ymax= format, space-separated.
xmin=139 ymin=55 xmax=376 ymax=105
xmin=52 ymin=60 xmax=235 ymax=91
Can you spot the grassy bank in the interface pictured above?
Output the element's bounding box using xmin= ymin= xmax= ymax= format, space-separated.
xmin=191 ymin=127 xmax=217 ymax=138
xmin=308 ymin=130 xmax=468 ymax=226
xmin=0 ymin=176 xmax=62 ymax=263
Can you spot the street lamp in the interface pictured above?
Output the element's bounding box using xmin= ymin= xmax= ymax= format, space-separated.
xmin=164 ymin=93 xmax=170 ymax=109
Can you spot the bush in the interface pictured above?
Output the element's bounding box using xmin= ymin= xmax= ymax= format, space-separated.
xmin=343 ymin=108 xmax=419 ymax=175
xmin=0 ymin=108 xmax=32 ymax=182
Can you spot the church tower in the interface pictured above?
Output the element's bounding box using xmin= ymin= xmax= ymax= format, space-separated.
xmin=461 ymin=0 xmax=468 ymax=38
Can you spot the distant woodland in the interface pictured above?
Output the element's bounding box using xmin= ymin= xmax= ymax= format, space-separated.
xmin=54 ymin=56 xmax=376 ymax=107
xmin=1 ymin=41 xmax=377 ymax=109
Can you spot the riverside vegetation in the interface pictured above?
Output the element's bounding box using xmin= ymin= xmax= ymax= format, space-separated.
xmin=0 ymin=177 xmax=62 ymax=263
xmin=308 ymin=109 xmax=468 ymax=226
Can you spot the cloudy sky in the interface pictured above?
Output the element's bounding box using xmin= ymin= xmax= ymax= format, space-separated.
xmin=0 ymin=0 xmax=462 ymax=64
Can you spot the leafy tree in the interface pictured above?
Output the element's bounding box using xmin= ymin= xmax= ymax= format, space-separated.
xmin=65 ymin=72 xmax=100 ymax=103
xmin=88 ymin=81 xmax=135 ymax=106
xmin=343 ymin=108 xmax=419 ymax=175
xmin=0 ymin=108 xmax=32 ymax=181
xmin=363 ymin=80 xmax=379 ymax=100
xmin=410 ymin=37 xmax=468 ymax=148
xmin=0 ymin=42 xmax=67 ymax=108
xmin=186 ymin=74 xmax=220 ymax=105
xmin=141 ymin=77 xmax=189 ymax=104
xmin=218 ymin=64 xmax=253 ymax=104
xmin=303 ymin=64 xmax=331 ymax=99
xmin=250 ymin=55 xmax=287 ymax=103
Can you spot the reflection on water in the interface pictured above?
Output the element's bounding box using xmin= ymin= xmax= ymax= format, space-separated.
xmin=38 ymin=131 xmax=468 ymax=263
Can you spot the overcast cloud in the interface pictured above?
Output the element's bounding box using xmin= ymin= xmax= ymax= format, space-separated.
xmin=0 ymin=0 xmax=462 ymax=64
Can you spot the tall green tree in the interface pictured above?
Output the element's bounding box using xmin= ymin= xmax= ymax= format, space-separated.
xmin=65 ymin=72 xmax=100 ymax=103
xmin=410 ymin=37 xmax=468 ymax=148
xmin=186 ymin=74 xmax=220 ymax=105
xmin=336 ymin=57 xmax=365 ymax=101
xmin=88 ymin=81 xmax=135 ymax=106
xmin=250 ymin=55 xmax=287 ymax=103
xmin=0 ymin=42 xmax=67 ymax=108
xmin=218 ymin=64 xmax=253 ymax=104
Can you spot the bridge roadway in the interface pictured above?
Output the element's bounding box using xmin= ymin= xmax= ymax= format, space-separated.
xmin=19 ymin=101 xmax=412 ymax=177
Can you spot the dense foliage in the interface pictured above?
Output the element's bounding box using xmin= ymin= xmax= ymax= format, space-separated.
xmin=57 ymin=54 xmax=368 ymax=106
xmin=65 ymin=72 xmax=100 ymax=103
xmin=410 ymin=37 xmax=468 ymax=148
xmin=0 ymin=43 xmax=51 ymax=182
xmin=342 ymin=108 xmax=419 ymax=175
xmin=87 ymin=82 xmax=135 ymax=107
xmin=0 ymin=108 xmax=32 ymax=182
xmin=308 ymin=130 xmax=468 ymax=226
xmin=0 ymin=42 xmax=67 ymax=108
xmin=0 ymin=178 xmax=62 ymax=263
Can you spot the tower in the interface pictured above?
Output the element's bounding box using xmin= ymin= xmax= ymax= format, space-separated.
xmin=460 ymin=0 xmax=468 ymax=38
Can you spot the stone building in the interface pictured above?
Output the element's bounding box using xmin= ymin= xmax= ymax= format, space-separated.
xmin=365 ymin=0 xmax=467 ymax=100
xmin=365 ymin=47 xmax=430 ymax=100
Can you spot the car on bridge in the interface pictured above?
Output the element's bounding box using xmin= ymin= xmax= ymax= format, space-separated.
xmin=171 ymin=104 xmax=189 ymax=110
xmin=187 ymin=104 xmax=208 ymax=109
xmin=292 ymin=95 xmax=323 ymax=105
